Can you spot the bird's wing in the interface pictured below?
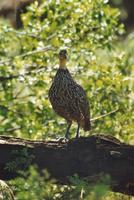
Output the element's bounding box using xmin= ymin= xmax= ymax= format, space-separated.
xmin=68 ymin=82 xmax=90 ymax=118
xmin=76 ymin=84 xmax=90 ymax=117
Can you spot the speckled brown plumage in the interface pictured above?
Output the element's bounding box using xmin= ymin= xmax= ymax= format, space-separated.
xmin=49 ymin=50 xmax=91 ymax=139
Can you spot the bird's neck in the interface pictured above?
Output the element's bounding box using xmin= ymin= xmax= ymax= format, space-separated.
xmin=59 ymin=59 xmax=67 ymax=69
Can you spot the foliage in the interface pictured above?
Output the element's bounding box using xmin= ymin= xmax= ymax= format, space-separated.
xmin=0 ymin=0 xmax=128 ymax=140
xmin=10 ymin=167 xmax=61 ymax=200
xmin=9 ymin=167 xmax=127 ymax=200
xmin=9 ymin=168 xmax=132 ymax=200
xmin=0 ymin=0 xmax=133 ymax=199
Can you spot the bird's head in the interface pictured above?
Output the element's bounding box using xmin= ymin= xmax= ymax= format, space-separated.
xmin=59 ymin=49 xmax=67 ymax=69
xmin=59 ymin=49 xmax=67 ymax=59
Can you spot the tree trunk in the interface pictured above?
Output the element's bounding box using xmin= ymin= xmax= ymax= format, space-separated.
xmin=0 ymin=134 xmax=134 ymax=196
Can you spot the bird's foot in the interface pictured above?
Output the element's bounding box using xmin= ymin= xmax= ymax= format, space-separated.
xmin=56 ymin=136 xmax=69 ymax=142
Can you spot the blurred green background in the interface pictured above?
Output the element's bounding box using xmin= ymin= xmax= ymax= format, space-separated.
xmin=0 ymin=0 xmax=133 ymax=199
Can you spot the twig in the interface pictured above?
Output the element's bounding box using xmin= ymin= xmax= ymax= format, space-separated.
xmin=9 ymin=29 xmax=57 ymax=41
xmin=16 ymin=46 xmax=53 ymax=58
xmin=0 ymin=75 xmax=20 ymax=81
xmin=91 ymin=108 xmax=118 ymax=122
xmin=9 ymin=29 xmax=42 ymax=39
xmin=6 ymin=127 xmax=21 ymax=133
xmin=2 ymin=25 xmax=57 ymax=40
xmin=0 ymin=46 xmax=54 ymax=65
xmin=0 ymin=65 xmax=47 ymax=82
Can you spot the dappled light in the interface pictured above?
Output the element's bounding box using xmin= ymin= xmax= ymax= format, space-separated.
xmin=0 ymin=0 xmax=133 ymax=199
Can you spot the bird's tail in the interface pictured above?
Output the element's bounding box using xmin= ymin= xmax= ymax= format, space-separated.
xmin=83 ymin=117 xmax=91 ymax=131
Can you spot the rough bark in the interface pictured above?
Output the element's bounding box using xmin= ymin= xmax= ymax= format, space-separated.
xmin=0 ymin=134 xmax=134 ymax=196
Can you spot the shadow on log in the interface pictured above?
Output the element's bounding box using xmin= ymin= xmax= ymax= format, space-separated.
xmin=0 ymin=134 xmax=134 ymax=196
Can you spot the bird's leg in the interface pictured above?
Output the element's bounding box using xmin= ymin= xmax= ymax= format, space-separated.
xmin=75 ymin=123 xmax=80 ymax=138
xmin=65 ymin=121 xmax=72 ymax=139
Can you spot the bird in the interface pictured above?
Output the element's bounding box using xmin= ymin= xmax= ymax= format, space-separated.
xmin=49 ymin=49 xmax=91 ymax=139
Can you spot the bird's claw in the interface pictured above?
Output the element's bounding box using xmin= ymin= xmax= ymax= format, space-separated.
xmin=56 ymin=137 xmax=69 ymax=142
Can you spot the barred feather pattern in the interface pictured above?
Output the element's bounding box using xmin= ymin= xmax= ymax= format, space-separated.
xmin=49 ymin=68 xmax=91 ymax=131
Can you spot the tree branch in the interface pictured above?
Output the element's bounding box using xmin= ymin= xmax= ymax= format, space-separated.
xmin=0 ymin=46 xmax=54 ymax=66
xmin=0 ymin=134 xmax=134 ymax=196
xmin=0 ymin=65 xmax=46 ymax=82
xmin=91 ymin=108 xmax=119 ymax=122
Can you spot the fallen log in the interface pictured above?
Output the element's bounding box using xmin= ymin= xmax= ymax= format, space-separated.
xmin=0 ymin=134 xmax=134 ymax=195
